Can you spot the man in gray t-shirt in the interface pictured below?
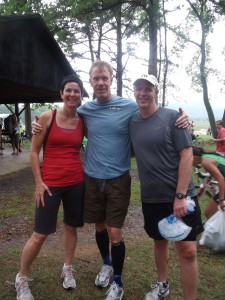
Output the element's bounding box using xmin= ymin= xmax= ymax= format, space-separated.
xmin=129 ymin=74 xmax=203 ymax=300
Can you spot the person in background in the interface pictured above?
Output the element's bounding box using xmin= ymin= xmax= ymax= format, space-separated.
xmin=15 ymin=75 xmax=85 ymax=300
xmin=129 ymin=74 xmax=203 ymax=300
xmin=211 ymin=120 xmax=225 ymax=157
xmin=32 ymin=61 xmax=189 ymax=300
xmin=188 ymin=122 xmax=196 ymax=141
xmin=0 ymin=123 xmax=3 ymax=150
xmin=189 ymin=120 xmax=195 ymax=135
xmin=207 ymin=127 xmax=212 ymax=136
xmin=193 ymin=146 xmax=225 ymax=219
xmin=11 ymin=114 xmax=20 ymax=155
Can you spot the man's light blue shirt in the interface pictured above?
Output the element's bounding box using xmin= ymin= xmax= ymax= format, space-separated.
xmin=78 ymin=95 xmax=138 ymax=179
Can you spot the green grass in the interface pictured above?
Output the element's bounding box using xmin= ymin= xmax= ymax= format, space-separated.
xmin=1 ymin=157 xmax=225 ymax=300
xmin=1 ymin=235 xmax=225 ymax=299
xmin=193 ymin=120 xmax=210 ymax=131
xmin=130 ymin=181 xmax=141 ymax=205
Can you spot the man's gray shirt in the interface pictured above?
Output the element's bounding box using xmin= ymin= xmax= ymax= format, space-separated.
xmin=129 ymin=107 xmax=196 ymax=203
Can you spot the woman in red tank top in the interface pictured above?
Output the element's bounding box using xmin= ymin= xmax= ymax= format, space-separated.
xmin=15 ymin=75 xmax=86 ymax=299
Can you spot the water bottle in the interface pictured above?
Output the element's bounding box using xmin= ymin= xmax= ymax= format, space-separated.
xmin=186 ymin=196 xmax=196 ymax=214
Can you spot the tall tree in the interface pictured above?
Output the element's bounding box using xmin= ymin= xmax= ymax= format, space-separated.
xmin=185 ymin=0 xmax=224 ymax=137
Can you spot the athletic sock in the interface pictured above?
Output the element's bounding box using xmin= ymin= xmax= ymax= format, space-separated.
xmin=113 ymin=275 xmax=123 ymax=287
xmin=95 ymin=229 xmax=112 ymax=266
xmin=111 ymin=239 xmax=125 ymax=287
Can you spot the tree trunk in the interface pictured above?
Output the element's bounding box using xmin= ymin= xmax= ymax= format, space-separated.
xmin=200 ymin=22 xmax=217 ymax=137
xmin=148 ymin=0 xmax=158 ymax=77
xmin=25 ymin=104 xmax=32 ymax=137
xmin=115 ymin=5 xmax=123 ymax=97
xmin=161 ymin=0 xmax=168 ymax=107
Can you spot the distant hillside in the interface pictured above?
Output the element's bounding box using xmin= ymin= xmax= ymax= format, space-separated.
xmin=167 ymin=99 xmax=224 ymax=120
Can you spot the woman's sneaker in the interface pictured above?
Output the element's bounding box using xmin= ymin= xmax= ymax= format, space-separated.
xmin=144 ymin=281 xmax=169 ymax=300
xmin=104 ymin=281 xmax=124 ymax=300
xmin=95 ymin=264 xmax=114 ymax=287
xmin=61 ymin=264 xmax=76 ymax=289
xmin=15 ymin=273 xmax=34 ymax=300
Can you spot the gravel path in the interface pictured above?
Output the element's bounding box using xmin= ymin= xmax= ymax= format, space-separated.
xmin=0 ymin=167 xmax=144 ymax=253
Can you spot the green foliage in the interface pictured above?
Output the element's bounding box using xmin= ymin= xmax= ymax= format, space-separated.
xmin=0 ymin=0 xmax=45 ymax=15
xmin=0 ymin=104 xmax=59 ymax=125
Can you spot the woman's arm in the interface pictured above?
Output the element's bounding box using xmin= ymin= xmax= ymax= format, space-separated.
xmin=30 ymin=111 xmax=52 ymax=207
xmin=202 ymin=158 xmax=225 ymax=209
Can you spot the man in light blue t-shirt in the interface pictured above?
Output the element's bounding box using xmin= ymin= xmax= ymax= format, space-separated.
xmin=77 ymin=61 xmax=137 ymax=300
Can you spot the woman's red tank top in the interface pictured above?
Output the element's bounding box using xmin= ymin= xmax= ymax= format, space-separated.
xmin=41 ymin=112 xmax=84 ymax=186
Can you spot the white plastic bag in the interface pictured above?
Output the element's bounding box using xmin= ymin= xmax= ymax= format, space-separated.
xmin=199 ymin=209 xmax=225 ymax=251
xmin=158 ymin=198 xmax=196 ymax=242
xmin=158 ymin=215 xmax=192 ymax=241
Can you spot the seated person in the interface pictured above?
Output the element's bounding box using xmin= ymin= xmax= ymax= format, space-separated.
xmin=193 ymin=147 xmax=225 ymax=219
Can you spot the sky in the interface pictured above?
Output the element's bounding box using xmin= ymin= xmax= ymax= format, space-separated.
xmin=166 ymin=20 xmax=225 ymax=120
xmin=125 ymin=6 xmax=225 ymax=120
xmin=1 ymin=0 xmax=223 ymax=120
xmin=74 ymin=2 xmax=225 ymax=120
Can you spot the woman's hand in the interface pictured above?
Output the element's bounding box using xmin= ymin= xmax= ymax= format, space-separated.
xmin=34 ymin=182 xmax=52 ymax=208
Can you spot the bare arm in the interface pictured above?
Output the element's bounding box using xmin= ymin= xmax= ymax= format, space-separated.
xmin=30 ymin=112 xmax=52 ymax=207
xmin=211 ymin=137 xmax=225 ymax=142
xmin=173 ymin=147 xmax=193 ymax=218
xmin=202 ymin=158 xmax=225 ymax=210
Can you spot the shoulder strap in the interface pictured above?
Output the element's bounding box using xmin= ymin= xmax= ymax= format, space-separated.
xmin=77 ymin=112 xmax=87 ymax=138
xmin=43 ymin=109 xmax=57 ymax=153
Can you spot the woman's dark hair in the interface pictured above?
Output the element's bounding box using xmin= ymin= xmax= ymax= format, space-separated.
xmin=193 ymin=147 xmax=204 ymax=156
xmin=193 ymin=146 xmax=223 ymax=157
xmin=60 ymin=74 xmax=84 ymax=97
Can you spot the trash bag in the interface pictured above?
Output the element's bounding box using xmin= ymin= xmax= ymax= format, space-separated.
xmin=158 ymin=197 xmax=196 ymax=242
xmin=199 ymin=209 xmax=225 ymax=251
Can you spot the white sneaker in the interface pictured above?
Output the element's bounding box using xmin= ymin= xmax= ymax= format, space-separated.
xmin=144 ymin=281 xmax=170 ymax=300
xmin=95 ymin=264 xmax=114 ymax=288
xmin=104 ymin=282 xmax=124 ymax=300
xmin=61 ymin=264 xmax=76 ymax=289
xmin=15 ymin=273 xmax=34 ymax=300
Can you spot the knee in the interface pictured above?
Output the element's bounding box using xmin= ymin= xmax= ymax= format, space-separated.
xmin=30 ymin=232 xmax=47 ymax=246
xmin=64 ymin=224 xmax=77 ymax=236
xmin=96 ymin=222 xmax=107 ymax=232
xmin=205 ymin=208 xmax=215 ymax=220
xmin=181 ymin=247 xmax=197 ymax=261
xmin=107 ymin=227 xmax=122 ymax=243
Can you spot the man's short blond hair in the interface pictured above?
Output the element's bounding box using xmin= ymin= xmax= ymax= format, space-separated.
xmin=89 ymin=61 xmax=113 ymax=78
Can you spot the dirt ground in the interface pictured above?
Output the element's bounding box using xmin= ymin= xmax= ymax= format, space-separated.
xmin=0 ymin=167 xmax=144 ymax=254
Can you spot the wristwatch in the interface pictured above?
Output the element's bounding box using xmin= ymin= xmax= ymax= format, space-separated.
xmin=175 ymin=192 xmax=187 ymax=200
